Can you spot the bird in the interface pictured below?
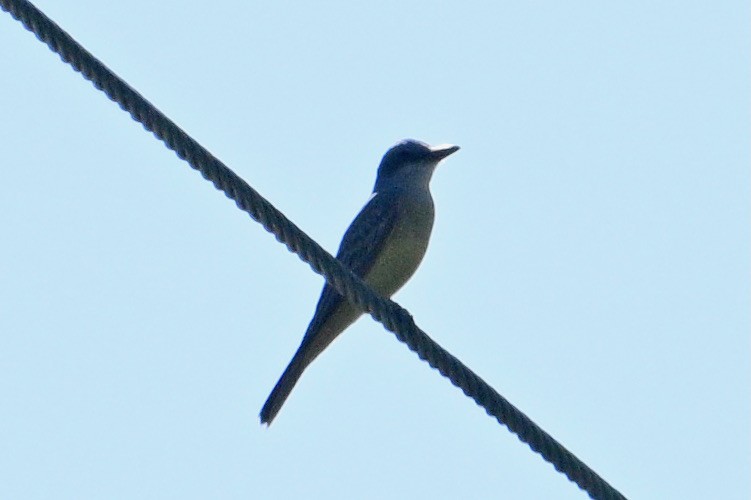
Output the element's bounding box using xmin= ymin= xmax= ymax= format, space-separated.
xmin=260 ymin=139 xmax=460 ymax=425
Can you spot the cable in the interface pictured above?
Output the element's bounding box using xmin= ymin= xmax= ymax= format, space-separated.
xmin=0 ymin=1 xmax=627 ymax=498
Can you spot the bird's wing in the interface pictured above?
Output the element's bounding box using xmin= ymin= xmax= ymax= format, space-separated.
xmin=303 ymin=190 xmax=401 ymax=339
xmin=337 ymin=190 xmax=401 ymax=274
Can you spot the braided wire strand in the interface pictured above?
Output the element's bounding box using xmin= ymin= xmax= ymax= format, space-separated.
xmin=0 ymin=1 xmax=627 ymax=499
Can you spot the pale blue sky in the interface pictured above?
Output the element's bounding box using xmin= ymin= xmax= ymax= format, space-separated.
xmin=1 ymin=1 xmax=748 ymax=499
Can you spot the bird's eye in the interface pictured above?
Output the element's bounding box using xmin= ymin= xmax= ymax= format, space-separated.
xmin=401 ymin=146 xmax=420 ymax=160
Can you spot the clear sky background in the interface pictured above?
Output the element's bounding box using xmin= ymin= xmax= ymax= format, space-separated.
xmin=1 ymin=2 xmax=748 ymax=499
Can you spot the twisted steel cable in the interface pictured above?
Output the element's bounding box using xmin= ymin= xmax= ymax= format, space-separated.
xmin=0 ymin=1 xmax=627 ymax=498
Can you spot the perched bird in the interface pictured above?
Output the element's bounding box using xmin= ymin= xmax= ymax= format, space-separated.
xmin=260 ymin=139 xmax=459 ymax=425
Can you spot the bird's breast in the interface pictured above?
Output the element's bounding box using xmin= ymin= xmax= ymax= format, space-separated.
xmin=364 ymin=192 xmax=435 ymax=298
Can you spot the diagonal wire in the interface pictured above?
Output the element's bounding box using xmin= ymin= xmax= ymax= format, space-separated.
xmin=0 ymin=1 xmax=627 ymax=499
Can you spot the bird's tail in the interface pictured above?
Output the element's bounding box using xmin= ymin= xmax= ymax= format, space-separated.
xmin=260 ymin=349 xmax=309 ymax=425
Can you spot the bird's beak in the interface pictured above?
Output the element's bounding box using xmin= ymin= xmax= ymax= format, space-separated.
xmin=429 ymin=144 xmax=460 ymax=161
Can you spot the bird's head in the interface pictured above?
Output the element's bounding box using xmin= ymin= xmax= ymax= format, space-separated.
xmin=374 ymin=139 xmax=459 ymax=191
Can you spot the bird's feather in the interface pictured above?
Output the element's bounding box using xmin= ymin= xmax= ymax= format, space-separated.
xmin=259 ymin=190 xmax=401 ymax=425
xmin=303 ymin=189 xmax=401 ymax=341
